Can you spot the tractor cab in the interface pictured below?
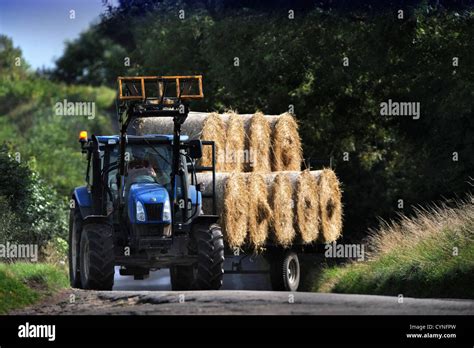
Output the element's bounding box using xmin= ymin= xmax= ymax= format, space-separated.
xmin=70 ymin=76 xmax=224 ymax=291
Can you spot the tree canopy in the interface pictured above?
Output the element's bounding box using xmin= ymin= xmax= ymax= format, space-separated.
xmin=6 ymin=2 xmax=474 ymax=240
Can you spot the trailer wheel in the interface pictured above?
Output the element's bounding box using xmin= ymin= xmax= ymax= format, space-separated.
xmin=170 ymin=265 xmax=194 ymax=290
xmin=80 ymin=223 xmax=115 ymax=290
xmin=68 ymin=204 xmax=82 ymax=288
xmin=270 ymin=251 xmax=300 ymax=292
xmin=192 ymin=224 xmax=224 ymax=290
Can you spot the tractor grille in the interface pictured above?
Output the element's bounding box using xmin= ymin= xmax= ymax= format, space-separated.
xmin=145 ymin=203 xmax=163 ymax=221
xmin=144 ymin=203 xmax=163 ymax=221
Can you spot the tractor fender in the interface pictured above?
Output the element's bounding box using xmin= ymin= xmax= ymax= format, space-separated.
xmin=73 ymin=186 xmax=92 ymax=218
xmin=192 ymin=214 xmax=219 ymax=227
xmin=83 ymin=215 xmax=112 ymax=226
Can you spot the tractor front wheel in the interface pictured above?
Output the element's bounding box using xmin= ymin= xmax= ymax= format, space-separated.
xmin=192 ymin=224 xmax=224 ymax=290
xmin=68 ymin=204 xmax=82 ymax=288
xmin=79 ymin=223 xmax=115 ymax=290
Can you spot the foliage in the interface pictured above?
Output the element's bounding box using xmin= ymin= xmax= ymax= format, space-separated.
xmin=42 ymin=237 xmax=69 ymax=265
xmin=52 ymin=4 xmax=474 ymax=239
xmin=0 ymin=150 xmax=67 ymax=248
xmin=0 ymin=196 xmax=27 ymax=246
xmin=0 ymin=35 xmax=116 ymax=261
xmin=0 ymin=35 xmax=116 ymax=198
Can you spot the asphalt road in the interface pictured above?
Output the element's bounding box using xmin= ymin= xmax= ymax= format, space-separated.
xmin=11 ymin=266 xmax=474 ymax=315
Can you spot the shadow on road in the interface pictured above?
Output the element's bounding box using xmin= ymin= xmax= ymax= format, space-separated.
xmin=113 ymin=256 xmax=272 ymax=291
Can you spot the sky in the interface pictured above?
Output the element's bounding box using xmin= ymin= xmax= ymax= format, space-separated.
xmin=0 ymin=0 xmax=118 ymax=70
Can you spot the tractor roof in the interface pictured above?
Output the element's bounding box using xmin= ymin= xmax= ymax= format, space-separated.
xmin=96 ymin=134 xmax=189 ymax=145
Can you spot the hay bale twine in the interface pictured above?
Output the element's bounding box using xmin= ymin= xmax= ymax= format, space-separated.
xmin=269 ymin=113 xmax=302 ymax=171
xmin=137 ymin=112 xmax=226 ymax=171
xmin=317 ymin=169 xmax=343 ymax=242
xmin=222 ymin=111 xmax=245 ymax=172
xmin=247 ymin=172 xmax=272 ymax=249
xmin=295 ymin=170 xmax=321 ymax=243
xmin=269 ymin=173 xmax=295 ymax=247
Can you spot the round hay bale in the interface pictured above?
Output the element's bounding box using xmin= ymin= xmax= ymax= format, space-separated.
xmin=229 ymin=112 xmax=272 ymax=172
xmin=222 ymin=112 xmax=245 ymax=172
xmin=201 ymin=113 xmax=226 ymax=172
xmin=295 ymin=170 xmax=321 ymax=243
xmin=222 ymin=173 xmax=249 ymax=248
xmin=245 ymin=112 xmax=272 ymax=173
xmin=270 ymin=113 xmax=302 ymax=171
xmin=269 ymin=173 xmax=295 ymax=247
xmin=247 ymin=173 xmax=272 ymax=249
xmin=137 ymin=111 xmax=226 ymax=171
xmin=317 ymin=169 xmax=343 ymax=242
xmin=263 ymin=170 xmax=321 ymax=244
xmin=196 ymin=172 xmax=249 ymax=248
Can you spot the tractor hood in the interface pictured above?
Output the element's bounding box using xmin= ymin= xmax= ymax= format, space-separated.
xmin=128 ymin=183 xmax=170 ymax=224
xmin=129 ymin=182 xmax=169 ymax=204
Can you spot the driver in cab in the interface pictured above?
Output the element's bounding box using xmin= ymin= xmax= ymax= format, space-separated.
xmin=127 ymin=159 xmax=157 ymax=185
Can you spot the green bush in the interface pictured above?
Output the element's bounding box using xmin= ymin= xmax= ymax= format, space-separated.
xmin=0 ymin=149 xmax=67 ymax=248
xmin=0 ymin=196 xmax=28 ymax=247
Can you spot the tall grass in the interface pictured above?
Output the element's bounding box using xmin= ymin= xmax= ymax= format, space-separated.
xmin=314 ymin=195 xmax=474 ymax=299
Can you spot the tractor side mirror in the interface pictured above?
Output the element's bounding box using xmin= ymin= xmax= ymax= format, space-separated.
xmin=188 ymin=139 xmax=203 ymax=159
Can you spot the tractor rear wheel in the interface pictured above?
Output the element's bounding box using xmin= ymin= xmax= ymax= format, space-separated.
xmin=192 ymin=224 xmax=224 ymax=290
xmin=68 ymin=204 xmax=82 ymax=288
xmin=269 ymin=250 xmax=300 ymax=291
xmin=80 ymin=223 xmax=115 ymax=290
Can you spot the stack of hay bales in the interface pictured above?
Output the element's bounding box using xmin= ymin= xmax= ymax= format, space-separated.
xmin=197 ymin=169 xmax=342 ymax=250
xmin=137 ymin=110 xmax=303 ymax=173
xmin=140 ymin=110 xmax=343 ymax=250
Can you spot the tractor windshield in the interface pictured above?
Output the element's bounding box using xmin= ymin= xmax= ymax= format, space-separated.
xmin=125 ymin=144 xmax=172 ymax=190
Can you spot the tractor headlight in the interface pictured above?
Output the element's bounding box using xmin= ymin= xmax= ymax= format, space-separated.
xmin=136 ymin=201 xmax=146 ymax=222
xmin=163 ymin=198 xmax=171 ymax=221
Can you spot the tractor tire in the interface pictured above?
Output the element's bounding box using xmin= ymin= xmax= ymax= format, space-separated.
xmin=68 ymin=203 xmax=82 ymax=288
xmin=170 ymin=265 xmax=194 ymax=290
xmin=79 ymin=223 xmax=115 ymax=290
xmin=192 ymin=224 xmax=224 ymax=290
xmin=269 ymin=250 xmax=300 ymax=292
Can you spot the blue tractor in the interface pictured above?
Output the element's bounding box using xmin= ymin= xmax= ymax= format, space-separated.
xmin=68 ymin=76 xmax=224 ymax=290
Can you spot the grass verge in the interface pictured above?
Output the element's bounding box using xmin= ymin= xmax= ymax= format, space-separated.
xmin=313 ymin=196 xmax=474 ymax=299
xmin=0 ymin=262 xmax=68 ymax=314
